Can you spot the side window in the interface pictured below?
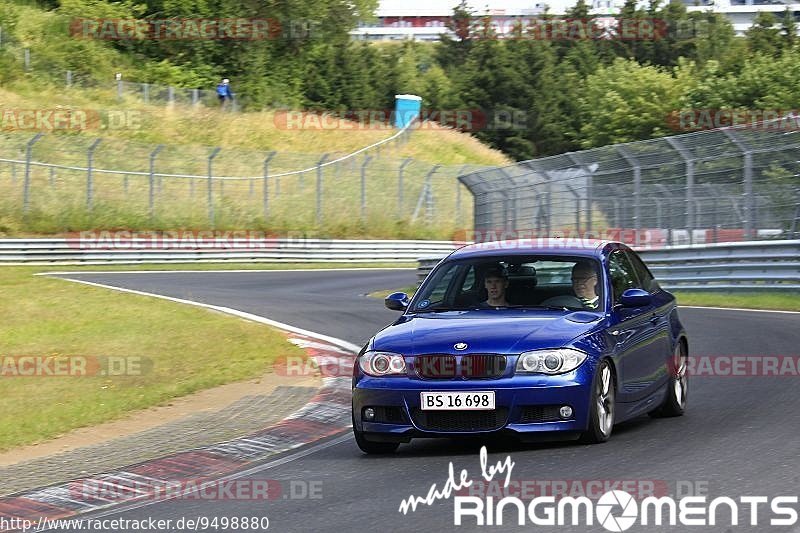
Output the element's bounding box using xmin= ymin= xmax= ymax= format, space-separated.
xmin=426 ymin=264 xmax=459 ymax=304
xmin=462 ymin=266 xmax=476 ymax=293
xmin=608 ymin=250 xmax=638 ymax=303
xmin=625 ymin=250 xmax=656 ymax=293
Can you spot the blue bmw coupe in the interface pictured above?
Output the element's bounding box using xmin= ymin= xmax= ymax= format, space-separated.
xmin=352 ymin=239 xmax=689 ymax=453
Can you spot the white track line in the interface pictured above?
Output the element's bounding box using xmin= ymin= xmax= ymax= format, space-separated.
xmin=26 ymin=274 xmax=361 ymax=529
xmin=680 ymin=305 xmax=800 ymax=315
xmin=45 ymin=276 xmax=362 ymax=354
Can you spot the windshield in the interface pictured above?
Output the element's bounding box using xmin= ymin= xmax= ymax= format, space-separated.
xmin=411 ymin=255 xmax=604 ymax=313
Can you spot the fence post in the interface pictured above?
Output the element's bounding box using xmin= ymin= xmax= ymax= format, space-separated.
xmin=167 ymin=86 xmax=175 ymax=106
xmin=565 ymin=154 xmax=595 ymax=236
xmin=207 ymin=147 xmax=221 ymax=227
xmin=316 ymin=154 xmax=330 ymax=224
xmin=654 ymin=183 xmax=672 ymax=245
xmin=192 ymin=89 xmax=199 ymax=106
xmin=86 ymin=138 xmax=102 ymax=211
xmin=540 ymin=170 xmax=553 ymax=237
xmin=566 ymin=184 xmax=581 ymax=235
xmin=22 ymin=133 xmax=43 ymax=215
xmin=616 ymin=146 xmax=642 ymax=246
xmin=24 ymin=48 xmax=30 ymax=71
xmin=456 ymin=164 xmax=469 ymax=226
xmin=723 ymin=130 xmax=755 ymax=240
xmin=143 ymin=83 xmax=150 ymax=104
xmin=117 ymin=79 xmax=123 ymax=101
xmin=360 ymin=155 xmax=372 ymax=221
xmin=66 ymin=70 xmax=73 ymax=87
xmin=424 ymin=164 xmax=440 ymax=225
xmin=398 ymin=158 xmax=412 ymax=219
xmin=149 ymin=145 xmax=164 ymax=220
xmin=263 ymin=151 xmax=276 ymax=219
xmin=666 ymin=137 xmax=694 ymax=245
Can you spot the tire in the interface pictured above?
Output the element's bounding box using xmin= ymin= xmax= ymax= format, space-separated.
xmin=579 ymin=359 xmax=615 ymax=444
xmin=650 ymin=341 xmax=688 ymax=418
xmin=352 ymin=415 xmax=400 ymax=454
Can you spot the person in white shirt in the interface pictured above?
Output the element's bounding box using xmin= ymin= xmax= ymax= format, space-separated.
xmin=571 ymin=261 xmax=599 ymax=309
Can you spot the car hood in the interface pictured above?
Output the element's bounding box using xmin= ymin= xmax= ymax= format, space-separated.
xmin=373 ymin=310 xmax=604 ymax=355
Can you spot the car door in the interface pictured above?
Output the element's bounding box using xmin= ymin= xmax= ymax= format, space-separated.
xmin=624 ymin=247 xmax=674 ymax=392
xmin=606 ymin=248 xmax=663 ymax=403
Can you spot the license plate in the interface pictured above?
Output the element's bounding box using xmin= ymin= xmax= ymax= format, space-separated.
xmin=420 ymin=391 xmax=495 ymax=410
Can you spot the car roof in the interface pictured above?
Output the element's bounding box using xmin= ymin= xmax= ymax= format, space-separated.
xmin=449 ymin=238 xmax=619 ymax=260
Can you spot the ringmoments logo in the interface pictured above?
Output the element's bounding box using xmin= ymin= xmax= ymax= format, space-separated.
xmin=398 ymin=447 xmax=800 ymax=529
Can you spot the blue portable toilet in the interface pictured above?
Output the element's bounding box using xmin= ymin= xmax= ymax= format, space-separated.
xmin=394 ymin=94 xmax=422 ymax=128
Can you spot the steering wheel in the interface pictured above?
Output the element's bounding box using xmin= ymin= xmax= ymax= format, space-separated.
xmin=540 ymin=295 xmax=584 ymax=308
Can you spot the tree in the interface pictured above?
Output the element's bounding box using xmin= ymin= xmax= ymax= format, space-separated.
xmin=690 ymin=12 xmax=737 ymax=68
xmin=437 ymin=0 xmax=476 ymax=69
xmin=577 ymin=58 xmax=686 ymax=147
xmin=746 ymin=11 xmax=782 ymax=56
xmin=780 ymin=7 xmax=797 ymax=50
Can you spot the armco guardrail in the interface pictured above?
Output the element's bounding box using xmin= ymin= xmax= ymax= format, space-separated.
xmin=0 ymin=239 xmax=461 ymax=265
xmin=416 ymin=240 xmax=800 ymax=291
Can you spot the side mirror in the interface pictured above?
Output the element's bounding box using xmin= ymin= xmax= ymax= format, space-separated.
xmin=385 ymin=292 xmax=410 ymax=311
xmin=619 ymin=288 xmax=652 ymax=308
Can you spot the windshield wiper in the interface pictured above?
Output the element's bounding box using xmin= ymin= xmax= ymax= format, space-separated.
xmin=412 ymin=306 xmax=460 ymax=314
xmin=517 ymin=305 xmax=585 ymax=311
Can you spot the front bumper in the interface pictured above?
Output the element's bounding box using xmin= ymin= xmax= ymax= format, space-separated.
xmin=352 ymin=368 xmax=594 ymax=441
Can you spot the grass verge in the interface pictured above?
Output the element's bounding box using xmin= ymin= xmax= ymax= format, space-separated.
xmin=673 ymin=291 xmax=800 ymax=312
xmin=0 ymin=265 xmax=318 ymax=452
xmin=368 ymin=285 xmax=419 ymax=300
xmin=0 ymin=86 xmax=509 ymax=238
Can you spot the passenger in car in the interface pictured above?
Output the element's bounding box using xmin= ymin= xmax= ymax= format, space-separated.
xmin=572 ymin=261 xmax=600 ymax=309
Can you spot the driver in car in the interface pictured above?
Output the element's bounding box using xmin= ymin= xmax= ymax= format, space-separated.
xmin=482 ymin=266 xmax=511 ymax=307
xmin=572 ymin=261 xmax=599 ymax=309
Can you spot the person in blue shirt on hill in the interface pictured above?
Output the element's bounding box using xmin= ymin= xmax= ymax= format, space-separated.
xmin=216 ymin=78 xmax=234 ymax=108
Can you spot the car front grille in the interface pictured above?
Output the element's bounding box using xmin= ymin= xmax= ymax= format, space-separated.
xmin=414 ymin=354 xmax=506 ymax=379
xmin=518 ymin=405 xmax=565 ymax=423
xmin=415 ymin=355 xmax=456 ymax=378
xmin=460 ymin=354 xmax=507 ymax=378
xmin=410 ymin=407 xmax=509 ymax=432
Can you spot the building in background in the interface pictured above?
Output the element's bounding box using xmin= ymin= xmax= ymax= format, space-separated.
xmin=350 ymin=0 xmax=800 ymax=40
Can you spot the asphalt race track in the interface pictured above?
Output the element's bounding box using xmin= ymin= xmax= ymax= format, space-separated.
xmin=46 ymin=269 xmax=800 ymax=532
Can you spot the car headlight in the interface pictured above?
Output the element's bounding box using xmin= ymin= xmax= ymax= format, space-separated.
xmin=515 ymin=348 xmax=588 ymax=375
xmin=358 ymin=351 xmax=406 ymax=376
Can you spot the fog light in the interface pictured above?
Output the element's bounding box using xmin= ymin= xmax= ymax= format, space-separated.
xmin=363 ymin=407 xmax=375 ymax=421
xmin=559 ymin=405 xmax=573 ymax=419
